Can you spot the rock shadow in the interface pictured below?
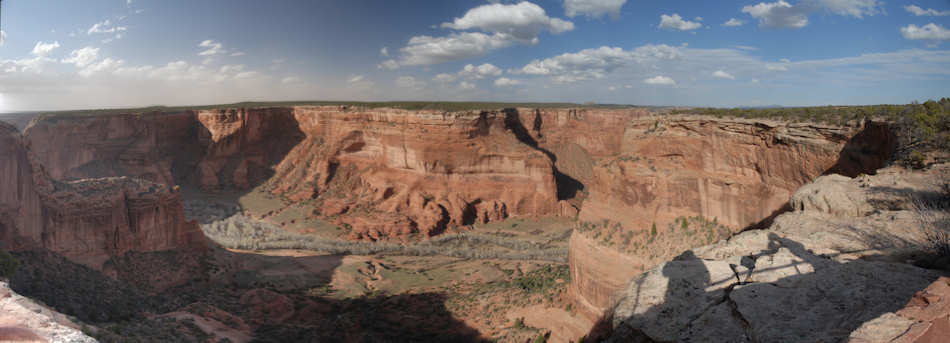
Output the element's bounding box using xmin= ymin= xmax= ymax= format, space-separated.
xmin=743 ymin=122 xmax=898 ymax=232
xmin=503 ymin=108 xmax=585 ymax=201
xmin=583 ymin=234 xmax=941 ymax=342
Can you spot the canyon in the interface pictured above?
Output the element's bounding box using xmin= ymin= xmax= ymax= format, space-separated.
xmin=0 ymin=104 xmax=932 ymax=342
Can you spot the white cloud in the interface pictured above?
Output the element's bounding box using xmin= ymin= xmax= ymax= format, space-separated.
xmin=348 ymin=75 xmax=365 ymax=83
xmin=766 ymin=63 xmax=788 ymax=71
xmin=230 ymin=51 xmax=245 ymax=57
xmin=658 ymin=13 xmax=702 ymax=31
xmin=608 ymin=85 xmax=617 ymax=91
xmin=380 ymin=32 xmax=515 ymax=68
xmin=459 ymin=81 xmax=476 ymax=90
xmin=87 ymin=19 xmax=128 ymax=35
xmin=742 ymin=1 xmax=809 ymax=28
xmin=440 ymin=1 xmax=574 ymax=44
xmin=643 ymin=75 xmax=676 ymax=85
xmin=494 ymin=77 xmax=522 ymax=87
xmin=901 ymin=23 xmax=950 ymax=42
xmin=905 ymin=5 xmax=950 ymax=16
xmin=459 ymin=63 xmax=503 ymax=79
xmin=380 ymin=47 xmax=389 ymax=57
xmin=723 ymin=18 xmax=745 ymax=26
xmin=742 ymin=0 xmax=881 ymax=29
xmin=198 ymin=40 xmax=225 ymax=56
xmin=712 ymin=70 xmax=736 ymax=79
xmin=31 ymin=41 xmax=60 ymax=57
xmin=78 ymin=58 xmax=124 ymax=77
xmin=281 ymin=76 xmax=301 ymax=84
xmin=515 ymin=44 xmax=680 ymax=83
xmin=61 ymin=47 xmax=100 ymax=68
xmin=564 ymin=0 xmax=626 ymax=19
xmin=433 ymin=73 xmax=456 ymax=82
xmin=0 ymin=31 xmax=5 ymax=46
xmin=218 ymin=64 xmax=245 ymax=74
xmin=395 ymin=76 xmax=425 ymax=90
xmin=234 ymin=71 xmax=259 ymax=79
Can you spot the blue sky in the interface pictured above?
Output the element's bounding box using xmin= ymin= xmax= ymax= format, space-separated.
xmin=0 ymin=0 xmax=949 ymax=111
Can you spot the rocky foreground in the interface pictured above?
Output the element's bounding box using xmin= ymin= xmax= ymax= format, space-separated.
xmin=0 ymin=281 xmax=95 ymax=343
xmin=603 ymin=163 xmax=950 ymax=342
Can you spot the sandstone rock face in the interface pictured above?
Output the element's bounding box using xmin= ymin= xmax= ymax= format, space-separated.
xmin=603 ymin=164 xmax=949 ymax=342
xmin=25 ymin=107 xmax=560 ymax=241
xmin=0 ymin=281 xmax=96 ymax=343
xmin=0 ymin=122 xmax=206 ymax=272
xmin=567 ymin=117 xmax=894 ymax=319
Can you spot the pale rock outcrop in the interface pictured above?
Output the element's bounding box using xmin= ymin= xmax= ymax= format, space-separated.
xmin=604 ymin=164 xmax=949 ymax=342
xmin=0 ymin=281 xmax=96 ymax=343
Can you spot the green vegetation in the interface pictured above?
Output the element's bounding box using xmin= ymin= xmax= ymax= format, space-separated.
xmin=513 ymin=265 xmax=570 ymax=293
xmin=674 ymin=98 xmax=950 ymax=166
xmin=0 ymin=249 xmax=19 ymax=279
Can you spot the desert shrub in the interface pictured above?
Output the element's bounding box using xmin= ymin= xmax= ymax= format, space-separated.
xmin=915 ymin=185 xmax=950 ymax=257
xmin=0 ymin=249 xmax=18 ymax=279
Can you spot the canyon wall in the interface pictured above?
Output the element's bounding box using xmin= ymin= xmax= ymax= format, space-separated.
xmin=0 ymin=122 xmax=205 ymax=271
xmin=25 ymin=107 xmax=561 ymax=241
xmin=19 ymin=106 xmax=895 ymax=317
xmin=566 ymin=117 xmax=894 ymax=319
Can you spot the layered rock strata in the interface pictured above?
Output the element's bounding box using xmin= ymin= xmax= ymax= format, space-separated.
xmin=0 ymin=122 xmax=205 ymax=271
xmin=603 ymin=164 xmax=949 ymax=342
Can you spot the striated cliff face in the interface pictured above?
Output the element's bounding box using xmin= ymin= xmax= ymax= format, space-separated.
xmin=19 ymin=106 xmax=896 ymax=317
xmin=566 ymin=116 xmax=894 ymax=320
xmin=603 ymin=164 xmax=949 ymax=342
xmin=0 ymin=122 xmax=205 ymax=272
xmin=26 ymin=106 xmax=561 ymax=241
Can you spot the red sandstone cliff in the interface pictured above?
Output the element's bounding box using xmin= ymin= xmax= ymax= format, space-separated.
xmin=25 ymin=107 xmax=561 ymax=241
xmin=0 ymin=122 xmax=205 ymax=271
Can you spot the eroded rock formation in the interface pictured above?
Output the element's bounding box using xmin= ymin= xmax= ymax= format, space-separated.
xmin=0 ymin=122 xmax=205 ymax=272
xmin=602 ymin=164 xmax=949 ymax=342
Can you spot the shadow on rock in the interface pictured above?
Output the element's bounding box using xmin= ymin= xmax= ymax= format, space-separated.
xmin=584 ymin=233 xmax=942 ymax=342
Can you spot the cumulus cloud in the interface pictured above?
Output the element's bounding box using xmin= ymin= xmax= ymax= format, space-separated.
xmin=741 ymin=0 xmax=882 ymax=29
xmin=643 ymin=75 xmax=676 ymax=85
xmin=459 ymin=81 xmax=476 ymax=90
xmin=658 ymin=14 xmax=702 ymax=31
xmin=440 ymin=1 xmax=574 ymax=44
xmin=742 ymin=1 xmax=809 ymax=28
xmin=459 ymin=63 xmax=503 ymax=78
xmin=384 ymin=2 xmax=573 ymax=69
xmin=348 ymin=75 xmax=365 ymax=83
xmin=198 ymin=40 xmax=225 ymax=56
xmin=379 ymin=32 xmax=514 ymax=68
xmin=564 ymin=0 xmax=627 ymax=19
xmin=61 ymin=47 xmax=100 ymax=68
xmin=31 ymin=41 xmax=60 ymax=57
xmin=0 ymin=31 xmax=6 ymax=47
xmin=901 ymin=23 xmax=950 ymax=42
xmin=515 ymin=44 xmax=681 ymax=83
xmin=723 ymin=18 xmax=745 ymax=26
xmin=494 ymin=77 xmax=522 ymax=87
xmin=78 ymin=58 xmax=124 ymax=77
xmin=905 ymin=5 xmax=950 ymax=16
xmin=712 ymin=70 xmax=736 ymax=79
xmin=281 ymin=76 xmax=301 ymax=84
xmin=380 ymin=47 xmax=389 ymax=57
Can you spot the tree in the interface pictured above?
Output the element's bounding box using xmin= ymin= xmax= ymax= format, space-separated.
xmin=650 ymin=223 xmax=657 ymax=237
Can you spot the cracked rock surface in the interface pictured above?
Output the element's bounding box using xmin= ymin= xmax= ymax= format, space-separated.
xmin=606 ymin=164 xmax=950 ymax=342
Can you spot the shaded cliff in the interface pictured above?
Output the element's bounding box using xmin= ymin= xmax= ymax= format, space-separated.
xmin=25 ymin=107 xmax=560 ymax=241
xmin=565 ymin=116 xmax=894 ymax=319
xmin=0 ymin=122 xmax=206 ymax=274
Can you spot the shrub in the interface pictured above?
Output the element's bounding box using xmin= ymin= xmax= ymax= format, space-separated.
xmin=0 ymin=250 xmax=19 ymax=279
xmin=915 ymin=185 xmax=950 ymax=258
